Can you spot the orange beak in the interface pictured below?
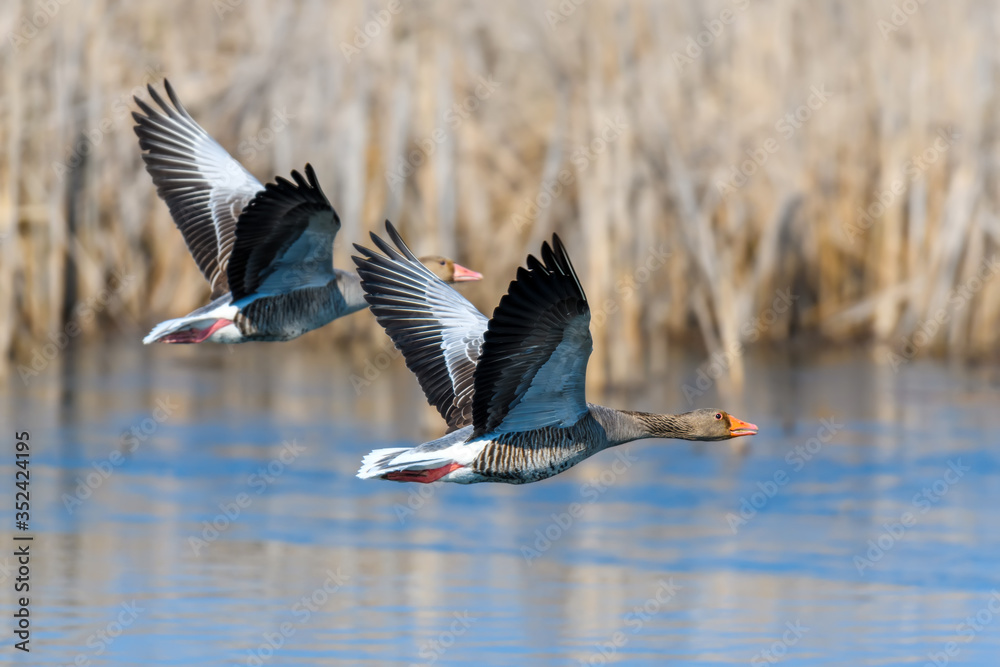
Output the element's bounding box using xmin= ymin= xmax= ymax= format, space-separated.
xmin=728 ymin=415 xmax=758 ymax=437
xmin=451 ymin=263 xmax=483 ymax=282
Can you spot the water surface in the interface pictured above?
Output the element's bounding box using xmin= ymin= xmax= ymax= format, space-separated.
xmin=2 ymin=340 xmax=1000 ymax=665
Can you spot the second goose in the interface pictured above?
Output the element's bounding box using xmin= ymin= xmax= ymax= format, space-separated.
xmin=133 ymin=81 xmax=481 ymax=344
xmin=352 ymin=222 xmax=757 ymax=485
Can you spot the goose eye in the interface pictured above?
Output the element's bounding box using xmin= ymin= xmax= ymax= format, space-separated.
xmin=714 ymin=413 xmax=722 ymax=420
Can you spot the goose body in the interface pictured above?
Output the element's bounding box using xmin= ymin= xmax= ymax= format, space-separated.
xmin=133 ymin=81 xmax=480 ymax=344
xmin=361 ymin=409 xmax=624 ymax=485
xmin=353 ymin=223 xmax=757 ymax=485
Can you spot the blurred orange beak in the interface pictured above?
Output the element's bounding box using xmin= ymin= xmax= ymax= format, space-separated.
xmin=728 ymin=415 xmax=758 ymax=437
xmin=451 ymin=263 xmax=483 ymax=282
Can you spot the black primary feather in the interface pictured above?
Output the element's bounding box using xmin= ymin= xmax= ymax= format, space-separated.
xmin=470 ymin=235 xmax=589 ymax=437
xmin=226 ymin=164 xmax=338 ymax=301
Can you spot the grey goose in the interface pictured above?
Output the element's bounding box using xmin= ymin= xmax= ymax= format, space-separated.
xmin=133 ymin=81 xmax=481 ymax=344
xmin=352 ymin=222 xmax=757 ymax=485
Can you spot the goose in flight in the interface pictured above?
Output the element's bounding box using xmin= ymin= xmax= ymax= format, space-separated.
xmin=133 ymin=81 xmax=481 ymax=344
xmin=352 ymin=222 xmax=757 ymax=485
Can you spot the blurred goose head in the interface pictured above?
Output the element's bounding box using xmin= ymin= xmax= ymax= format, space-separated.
xmin=418 ymin=255 xmax=483 ymax=283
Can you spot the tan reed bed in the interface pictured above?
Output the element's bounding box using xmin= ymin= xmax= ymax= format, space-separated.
xmin=2 ymin=0 xmax=998 ymax=390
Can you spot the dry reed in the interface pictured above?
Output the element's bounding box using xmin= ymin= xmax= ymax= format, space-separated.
xmin=2 ymin=0 xmax=999 ymax=388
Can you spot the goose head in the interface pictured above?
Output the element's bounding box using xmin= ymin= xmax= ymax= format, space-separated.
xmin=680 ymin=409 xmax=758 ymax=440
xmin=634 ymin=408 xmax=758 ymax=441
xmin=418 ymin=255 xmax=483 ymax=283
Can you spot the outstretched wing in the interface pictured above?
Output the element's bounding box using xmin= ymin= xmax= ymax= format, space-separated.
xmin=471 ymin=236 xmax=591 ymax=438
xmin=133 ymin=79 xmax=262 ymax=298
xmin=353 ymin=221 xmax=488 ymax=431
xmin=226 ymin=164 xmax=340 ymax=302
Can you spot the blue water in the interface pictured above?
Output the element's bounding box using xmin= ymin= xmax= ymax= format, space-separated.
xmin=2 ymin=340 xmax=1000 ymax=665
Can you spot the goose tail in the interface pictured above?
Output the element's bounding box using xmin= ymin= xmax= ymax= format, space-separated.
xmin=144 ymin=314 xmax=197 ymax=344
xmin=143 ymin=300 xmax=239 ymax=344
xmin=357 ymin=427 xmax=477 ymax=483
xmin=356 ymin=446 xmax=468 ymax=483
xmin=356 ymin=447 xmax=414 ymax=479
